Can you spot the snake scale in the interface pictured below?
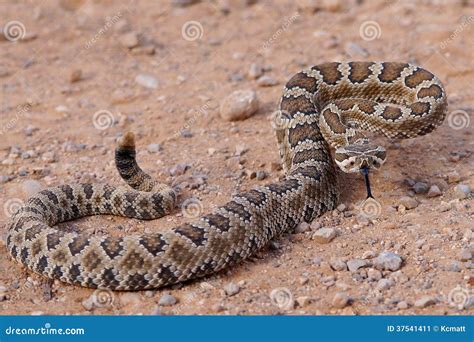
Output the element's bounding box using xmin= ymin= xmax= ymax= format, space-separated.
xmin=6 ymin=62 xmax=447 ymax=290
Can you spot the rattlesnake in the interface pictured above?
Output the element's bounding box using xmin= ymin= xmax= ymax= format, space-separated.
xmin=6 ymin=62 xmax=447 ymax=290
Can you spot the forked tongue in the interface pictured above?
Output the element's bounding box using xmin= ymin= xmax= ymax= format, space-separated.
xmin=360 ymin=167 xmax=373 ymax=199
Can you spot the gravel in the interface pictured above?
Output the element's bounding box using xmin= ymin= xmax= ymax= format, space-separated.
xmin=312 ymin=227 xmax=337 ymax=244
xmin=454 ymin=184 xmax=471 ymax=199
xmin=223 ymin=283 xmax=240 ymax=296
xmin=332 ymin=292 xmax=350 ymax=309
xmin=427 ymin=185 xmax=442 ymax=197
xmin=373 ymin=251 xmax=403 ymax=271
xmin=330 ymin=258 xmax=347 ymax=271
xmin=158 ymin=294 xmax=177 ymax=306
xmin=413 ymin=182 xmax=429 ymax=194
xmin=219 ymin=90 xmax=259 ymax=121
xmin=376 ymin=278 xmax=394 ymax=290
xmin=399 ymin=196 xmax=418 ymax=209
xmin=347 ymin=259 xmax=368 ymax=272
xmin=414 ymin=296 xmax=437 ymax=308
xmin=135 ymin=74 xmax=158 ymax=89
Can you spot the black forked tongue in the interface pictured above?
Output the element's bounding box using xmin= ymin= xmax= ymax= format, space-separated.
xmin=360 ymin=167 xmax=373 ymax=199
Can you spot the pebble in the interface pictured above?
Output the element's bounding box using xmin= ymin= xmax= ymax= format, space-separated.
xmin=330 ymin=258 xmax=347 ymax=271
xmin=447 ymin=261 xmax=462 ymax=272
xmin=223 ymin=283 xmax=240 ymax=296
xmin=454 ymin=184 xmax=471 ymax=199
xmin=41 ymin=151 xmax=57 ymax=163
xmin=180 ymin=129 xmax=193 ymax=138
xmin=312 ymin=227 xmax=336 ymax=244
xmin=24 ymin=125 xmax=38 ymax=136
xmin=414 ymin=296 xmax=437 ymax=308
xmin=219 ymin=90 xmax=259 ymax=121
xmin=332 ymin=292 xmax=350 ymax=309
xmin=427 ymin=185 xmax=442 ymax=197
xmin=55 ymin=105 xmax=69 ymax=114
xmin=447 ymin=171 xmax=461 ymax=183
xmin=367 ymin=268 xmax=382 ymax=281
xmin=147 ymin=143 xmax=162 ymax=153
xmin=247 ymin=63 xmax=263 ymax=79
xmin=399 ymin=196 xmax=418 ymax=209
xmin=397 ymin=301 xmax=409 ymax=310
xmin=158 ymin=294 xmax=177 ymax=306
xmin=120 ymin=32 xmax=139 ymax=49
xmin=413 ymin=182 xmax=429 ymax=194
xmin=120 ymin=293 xmax=142 ymax=306
xmin=111 ymin=88 xmax=135 ymax=104
xmin=347 ymin=259 xmax=368 ymax=272
xmin=256 ymin=170 xmax=267 ymax=180
xmin=459 ymin=248 xmax=472 ymax=261
xmin=135 ymin=74 xmax=158 ymax=89
xmin=170 ymin=163 xmax=190 ymax=176
xmin=373 ymin=251 xmax=402 ymax=271
xmin=69 ymin=69 xmax=82 ymax=83
xmin=256 ymin=75 xmax=277 ymax=87
xmin=296 ymin=296 xmax=312 ymax=307
xmin=376 ymin=278 xmax=394 ymax=290
xmin=295 ymin=222 xmax=310 ymax=234
xmin=172 ymin=0 xmax=200 ymax=7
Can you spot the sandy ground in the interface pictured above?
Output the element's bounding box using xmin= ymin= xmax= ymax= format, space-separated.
xmin=0 ymin=0 xmax=473 ymax=315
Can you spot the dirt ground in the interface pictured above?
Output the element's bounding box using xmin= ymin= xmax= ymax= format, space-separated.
xmin=0 ymin=0 xmax=473 ymax=315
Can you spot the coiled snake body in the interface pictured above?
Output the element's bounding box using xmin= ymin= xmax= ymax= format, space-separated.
xmin=6 ymin=62 xmax=447 ymax=290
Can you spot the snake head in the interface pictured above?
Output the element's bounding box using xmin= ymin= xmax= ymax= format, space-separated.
xmin=334 ymin=138 xmax=386 ymax=173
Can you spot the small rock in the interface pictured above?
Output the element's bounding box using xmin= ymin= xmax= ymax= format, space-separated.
xmin=454 ymin=184 xmax=471 ymax=199
xmin=135 ymin=74 xmax=158 ymax=89
xmin=111 ymin=88 xmax=136 ymax=104
xmin=373 ymin=251 xmax=402 ymax=271
xmin=41 ymin=151 xmax=57 ymax=163
xmin=299 ymin=276 xmax=309 ymax=285
xmin=256 ymin=75 xmax=277 ymax=87
xmin=180 ymin=129 xmax=193 ymax=138
xmin=247 ymin=63 xmax=263 ymax=79
xmin=295 ymin=222 xmax=310 ymax=234
xmin=367 ymin=268 xmax=382 ymax=281
xmin=312 ymin=227 xmax=336 ymax=244
xmin=427 ymin=185 xmax=442 ymax=197
xmin=219 ymin=90 xmax=259 ymax=121
xmin=397 ymin=301 xmax=408 ymax=309
xmin=447 ymin=261 xmax=462 ymax=272
xmin=347 ymin=259 xmax=368 ymax=272
xmin=256 ymin=170 xmax=267 ymax=180
xmin=376 ymin=278 xmax=394 ymax=290
xmin=55 ymin=105 xmax=69 ymax=114
xmin=413 ymin=182 xmax=429 ymax=194
xmin=332 ymin=292 xmax=350 ymax=309
xmin=120 ymin=293 xmax=142 ymax=306
xmin=459 ymin=248 xmax=472 ymax=261
xmin=170 ymin=163 xmax=190 ymax=176
xmin=336 ymin=203 xmax=346 ymax=212
xmin=399 ymin=196 xmax=418 ymax=209
xmin=120 ymin=32 xmax=139 ymax=49
xmin=330 ymin=258 xmax=347 ymax=271
xmin=24 ymin=125 xmax=38 ymax=136
xmin=69 ymin=69 xmax=82 ymax=83
xmin=414 ymin=296 xmax=437 ymax=308
xmin=158 ymin=294 xmax=177 ymax=306
xmin=223 ymin=283 xmax=240 ymax=296
xmin=447 ymin=171 xmax=461 ymax=183
xmin=296 ymin=296 xmax=312 ymax=307
xmin=147 ymin=143 xmax=161 ymax=153
xmin=172 ymin=0 xmax=200 ymax=7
